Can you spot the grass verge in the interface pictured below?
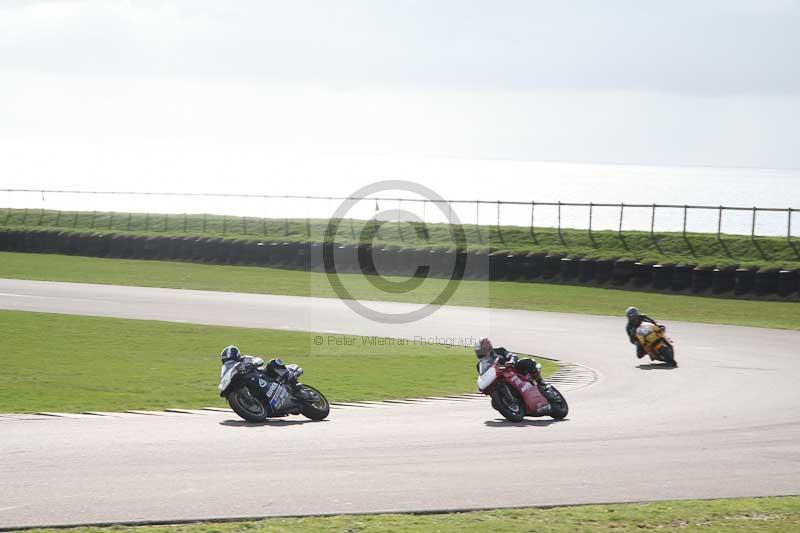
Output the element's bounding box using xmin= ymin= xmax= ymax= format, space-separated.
xmin=0 ymin=310 xmax=556 ymax=413
xmin=2 ymin=209 xmax=799 ymax=269
xmin=1 ymin=252 xmax=798 ymax=330
xmin=15 ymin=496 xmax=800 ymax=532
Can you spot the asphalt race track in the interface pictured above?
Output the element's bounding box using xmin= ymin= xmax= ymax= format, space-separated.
xmin=1 ymin=279 xmax=799 ymax=529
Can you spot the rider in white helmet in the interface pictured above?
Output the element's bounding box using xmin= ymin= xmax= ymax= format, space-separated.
xmin=473 ymin=336 xmax=547 ymax=388
xmin=219 ymin=345 xmax=299 ymax=388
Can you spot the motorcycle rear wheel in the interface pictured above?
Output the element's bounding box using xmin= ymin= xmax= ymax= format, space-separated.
xmin=227 ymin=387 xmax=269 ymax=423
xmin=491 ymin=383 xmax=525 ymax=423
xmin=298 ymin=385 xmax=330 ymax=421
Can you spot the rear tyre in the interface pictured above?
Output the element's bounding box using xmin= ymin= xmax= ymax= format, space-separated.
xmin=659 ymin=344 xmax=677 ymax=367
xmin=298 ymin=385 xmax=330 ymax=421
xmin=547 ymin=386 xmax=569 ymax=420
xmin=227 ymin=387 xmax=269 ymax=423
xmin=491 ymin=383 xmax=525 ymax=423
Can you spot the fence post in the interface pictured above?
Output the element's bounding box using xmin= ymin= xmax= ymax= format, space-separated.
xmin=183 ymin=213 xmax=188 ymax=233
xmin=650 ymin=203 xmax=656 ymax=239
xmin=22 ymin=208 xmax=28 ymax=226
xmin=557 ymin=201 xmax=563 ymax=243
xmin=531 ymin=200 xmax=536 ymax=230
xmin=751 ymin=207 xmax=757 ymax=240
xmin=787 ymin=208 xmax=793 ymax=243
xmin=448 ymin=202 xmax=453 ymax=240
xmin=717 ymin=206 xmax=723 ymax=240
xmin=530 ymin=201 xmax=535 ymax=239
xmin=283 ymin=217 xmax=288 ymax=237
xmin=202 ymin=213 xmax=207 ymax=233
xmin=127 ymin=212 xmax=132 ymax=231
xmin=475 ymin=200 xmax=479 ymax=230
xmin=618 ymin=203 xmax=624 ymax=238
xmin=72 ymin=211 xmax=78 ymax=228
xmin=109 ymin=212 xmax=114 ymax=230
xmin=682 ymin=205 xmax=688 ymax=238
xmin=145 ymin=213 xmax=150 ymax=232
xmin=90 ymin=211 xmax=96 ymax=229
xmin=496 ymin=200 xmax=500 ymax=229
xmin=244 ymin=216 xmax=249 ymax=235
xmin=588 ymin=202 xmax=593 ymax=239
xmin=223 ymin=215 xmax=227 ymax=235
xmin=262 ymin=214 xmax=267 ymax=236
xmin=38 ymin=208 xmax=44 ymax=226
xmin=163 ymin=214 xmax=168 ymax=232
xmin=398 ymin=198 xmax=403 ymax=240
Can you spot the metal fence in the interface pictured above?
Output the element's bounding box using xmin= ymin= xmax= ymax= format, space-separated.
xmin=0 ymin=188 xmax=796 ymax=240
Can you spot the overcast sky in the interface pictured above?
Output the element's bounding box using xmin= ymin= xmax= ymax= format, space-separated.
xmin=1 ymin=0 xmax=799 ymax=194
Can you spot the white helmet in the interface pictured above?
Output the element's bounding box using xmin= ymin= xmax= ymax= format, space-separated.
xmin=473 ymin=337 xmax=493 ymax=359
xmin=220 ymin=345 xmax=241 ymax=363
xmin=626 ymin=306 xmax=640 ymax=318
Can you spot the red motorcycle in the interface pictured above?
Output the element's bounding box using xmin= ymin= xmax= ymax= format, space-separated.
xmin=477 ymin=361 xmax=568 ymax=422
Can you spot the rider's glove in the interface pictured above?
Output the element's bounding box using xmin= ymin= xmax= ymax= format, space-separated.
xmin=283 ymin=370 xmax=299 ymax=387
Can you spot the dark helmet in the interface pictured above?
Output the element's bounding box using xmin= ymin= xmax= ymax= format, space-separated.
xmin=473 ymin=337 xmax=493 ymax=359
xmin=220 ymin=345 xmax=241 ymax=363
xmin=626 ymin=307 xmax=640 ymax=319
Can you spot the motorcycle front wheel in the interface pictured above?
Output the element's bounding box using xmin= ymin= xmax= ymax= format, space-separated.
xmin=491 ymin=382 xmax=525 ymax=423
xmin=297 ymin=385 xmax=330 ymax=421
xmin=658 ymin=344 xmax=677 ymax=367
xmin=227 ymin=387 xmax=269 ymax=423
xmin=547 ymin=386 xmax=569 ymax=420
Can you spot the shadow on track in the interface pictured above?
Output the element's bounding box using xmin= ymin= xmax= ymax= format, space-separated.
xmin=637 ymin=363 xmax=678 ymax=370
xmin=484 ymin=418 xmax=567 ymax=428
xmin=220 ymin=419 xmax=323 ymax=427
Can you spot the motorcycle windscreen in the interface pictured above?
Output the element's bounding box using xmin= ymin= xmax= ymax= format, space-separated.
xmin=636 ymin=323 xmax=657 ymax=336
xmin=218 ymin=361 xmax=240 ymax=392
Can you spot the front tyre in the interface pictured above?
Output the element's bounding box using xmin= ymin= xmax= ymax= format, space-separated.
xmin=491 ymin=382 xmax=525 ymax=423
xmin=658 ymin=344 xmax=677 ymax=367
xmin=297 ymin=385 xmax=330 ymax=421
xmin=547 ymin=386 xmax=569 ymax=420
xmin=227 ymin=387 xmax=269 ymax=423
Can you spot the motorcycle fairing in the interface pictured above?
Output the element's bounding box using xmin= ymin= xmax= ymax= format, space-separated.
xmin=636 ymin=323 xmax=669 ymax=357
xmin=506 ymin=373 xmax=550 ymax=415
xmin=262 ymin=380 xmax=291 ymax=413
xmin=218 ymin=361 xmax=241 ymax=393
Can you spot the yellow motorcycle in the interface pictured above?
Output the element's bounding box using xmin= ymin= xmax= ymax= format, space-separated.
xmin=635 ymin=322 xmax=677 ymax=367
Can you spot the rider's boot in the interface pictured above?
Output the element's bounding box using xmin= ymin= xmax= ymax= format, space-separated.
xmin=531 ymin=371 xmax=557 ymax=399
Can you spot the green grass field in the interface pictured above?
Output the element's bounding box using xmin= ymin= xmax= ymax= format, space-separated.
xmin=3 ymin=208 xmax=799 ymax=270
xmin=1 ymin=252 xmax=798 ymax=330
xmin=0 ymin=310 xmax=557 ymax=413
xmin=17 ymin=496 xmax=800 ymax=532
